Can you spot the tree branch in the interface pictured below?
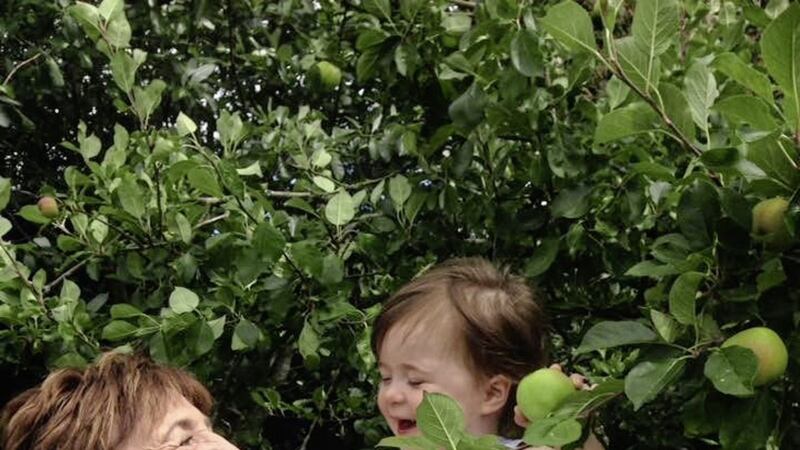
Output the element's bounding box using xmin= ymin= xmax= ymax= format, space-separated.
xmin=3 ymin=53 xmax=42 ymax=86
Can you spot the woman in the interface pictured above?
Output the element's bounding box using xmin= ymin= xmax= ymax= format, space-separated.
xmin=1 ymin=352 xmax=239 ymax=450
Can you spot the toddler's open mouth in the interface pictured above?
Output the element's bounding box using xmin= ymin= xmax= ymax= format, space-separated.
xmin=397 ymin=419 xmax=417 ymax=434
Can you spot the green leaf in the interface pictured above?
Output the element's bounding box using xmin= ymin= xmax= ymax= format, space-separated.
xmin=719 ymin=392 xmax=776 ymax=450
xmin=102 ymin=320 xmax=138 ymax=341
xmin=174 ymin=212 xmax=192 ymax=244
xmin=704 ymin=346 xmax=757 ymax=397
xmin=110 ymin=303 xmax=142 ymax=319
xmin=761 ymin=4 xmax=800 ymax=132
xmin=176 ymin=111 xmax=197 ymax=136
xmin=448 ymin=84 xmax=487 ymax=129
xmin=357 ymin=49 xmax=381 ymax=83
xmin=0 ymin=217 xmax=11 ymax=237
xmin=714 ymin=95 xmax=778 ymax=131
xmin=79 ymin=134 xmax=102 ymax=160
xmin=377 ymin=436 xmax=440 ymax=450
xmin=677 ymin=180 xmax=720 ymax=250
xmin=132 ymin=79 xmax=166 ymax=124
xmin=684 ymin=62 xmax=719 ymax=133
xmin=169 ymin=287 xmax=200 ymax=314
xmin=98 ymin=0 xmax=124 ymax=21
xmin=363 ymin=0 xmax=391 ymax=19
xmin=298 ymin=320 xmax=320 ymax=360
xmin=551 ymin=185 xmax=591 ymax=218
xmin=312 ymin=175 xmax=336 ymax=193
xmin=231 ymin=318 xmax=260 ymax=351
xmin=105 ymin=14 xmax=131 ymax=48
xmin=745 ymin=137 xmax=800 ymax=191
xmin=0 ymin=177 xmax=11 ymax=212
xmin=539 ymin=1 xmax=597 ymax=54
xmin=117 ymin=177 xmax=145 ymax=219
xmin=389 ymin=175 xmax=412 ymax=208
xmin=606 ymin=76 xmax=631 ymax=109
xmin=525 ymin=237 xmax=559 ymax=277
xmin=576 ymin=321 xmax=658 ymax=353
xmin=712 ymin=52 xmax=773 ymax=101
xmin=595 ymin=102 xmax=658 ymax=143
xmin=416 ymin=393 xmax=465 ymax=449
xmin=217 ymin=110 xmax=246 ymax=150
xmin=110 ymin=50 xmax=143 ymax=93
xmin=253 ymin=222 xmax=285 ymax=263
xmin=668 ymin=271 xmax=704 ymax=325
xmin=356 ymin=29 xmax=390 ymax=51
xmin=650 ymin=310 xmax=682 ymax=343
xmin=46 ymin=57 xmax=64 ymax=87
xmin=510 ymin=29 xmax=540 ymax=77
xmin=631 ymin=0 xmax=679 ymax=56
xmin=624 ymin=355 xmax=686 ymax=410
xmin=18 ymin=205 xmax=51 ymax=224
xmin=757 ymin=258 xmax=786 ymax=292
xmin=659 ymin=82 xmax=695 ymax=140
xmin=325 ymin=190 xmax=356 ymax=226
xmin=615 ymin=37 xmax=660 ymax=94
xmin=190 ymin=320 xmax=215 ymax=356
xmin=68 ymin=2 xmax=103 ymax=40
xmin=523 ymin=417 xmax=583 ymax=447
xmin=625 ymin=260 xmax=680 ymax=278
xmin=187 ymin=166 xmax=223 ymax=198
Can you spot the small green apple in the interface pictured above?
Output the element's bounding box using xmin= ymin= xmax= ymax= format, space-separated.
xmin=752 ymin=197 xmax=792 ymax=247
xmin=722 ymin=327 xmax=788 ymax=386
xmin=37 ymin=196 xmax=59 ymax=218
xmin=516 ymin=368 xmax=576 ymax=420
xmin=311 ymin=61 xmax=341 ymax=91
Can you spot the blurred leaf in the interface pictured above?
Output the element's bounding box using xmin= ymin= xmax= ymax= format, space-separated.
xmin=668 ymin=271 xmax=704 ymax=325
xmin=595 ymin=102 xmax=658 ymax=143
xmin=712 ymin=52 xmax=773 ymax=101
xmin=169 ymin=287 xmax=200 ymax=314
xmin=761 ymin=4 xmax=800 ymax=132
xmin=576 ymin=321 xmax=658 ymax=353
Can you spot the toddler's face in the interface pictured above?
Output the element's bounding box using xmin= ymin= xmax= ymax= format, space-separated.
xmin=376 ymin=323 xmax=496 ymax=437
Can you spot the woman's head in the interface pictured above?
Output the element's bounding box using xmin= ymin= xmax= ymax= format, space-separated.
xmin=372 ymin=257 xmax=548 ymax=437
xmin=1 ymin=352 xmax=238 ymax=450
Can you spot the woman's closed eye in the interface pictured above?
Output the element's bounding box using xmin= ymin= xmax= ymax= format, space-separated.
xmin=408 ymin=379 xmax=424 ymax=387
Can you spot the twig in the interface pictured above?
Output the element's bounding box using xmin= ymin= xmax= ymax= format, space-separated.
xmin=44 ymin=257 xmax=91 ymax=293
xmin=607 ymin=59 xmax=704 ymax=157
xmin=194 ymin=211 xmax=230 ymax=229
xmin=266 ymin=190 xmax=313 ymax=198
xmin=3 ymin=53 xmax=42 ymax=86
xmin=155 ymin=162 xmax=164 ymax=238
xmin=450 ymin=0 xmax=476 ymax=8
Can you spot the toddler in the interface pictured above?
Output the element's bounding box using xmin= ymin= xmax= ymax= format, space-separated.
xmin=372 ymin=257 xmax=601 ymax=450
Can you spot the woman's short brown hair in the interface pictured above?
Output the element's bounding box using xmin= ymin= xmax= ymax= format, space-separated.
xmin=371 ymin=257 xmax=548 ymax=436
xmin=1 ymin=352 xmax=213 ymax=450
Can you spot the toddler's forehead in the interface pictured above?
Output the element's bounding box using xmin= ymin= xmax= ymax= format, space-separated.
xmin=380 ymin=316 xmax=468 ymax=361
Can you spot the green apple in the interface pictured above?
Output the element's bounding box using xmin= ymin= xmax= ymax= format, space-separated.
xmin=516 ymin=368 xmax=576 ymax=420
xmin=722 ymin=327 xmax=788 ymax=386
xmin=752 ymin=197 xmax=792 ymax=247
xmin=37 ymin=196 xmax=59 ymax=218
xmin=311 ymin=61 xmax=341 ymax=91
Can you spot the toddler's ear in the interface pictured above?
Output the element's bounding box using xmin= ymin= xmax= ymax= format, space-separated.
xmin=480 ymin=374 xmax=512 ymax=415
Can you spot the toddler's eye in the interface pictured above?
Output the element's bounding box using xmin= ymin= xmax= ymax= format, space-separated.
xmin=380 ymin=376 xmax=392 ymax=384
xmin=179 ymin=436 xmax=194 ymax=447
xmin=408 ymin=380 xmax=423 ymax=387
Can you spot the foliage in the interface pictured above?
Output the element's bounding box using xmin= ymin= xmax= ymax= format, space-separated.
xmin=2 ymin=0 xmax=800 ymax=449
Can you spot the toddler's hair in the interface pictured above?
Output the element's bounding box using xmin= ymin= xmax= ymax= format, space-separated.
xmin=371 ymin=257 xmax=548 ymax=436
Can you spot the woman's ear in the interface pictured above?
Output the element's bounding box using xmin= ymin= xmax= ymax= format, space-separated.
xmin=480 ymin=374 xmax=512 ymax=416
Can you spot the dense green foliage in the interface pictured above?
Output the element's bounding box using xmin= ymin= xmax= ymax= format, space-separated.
xmin=1 ymin=0 xmax=799 ymax=448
